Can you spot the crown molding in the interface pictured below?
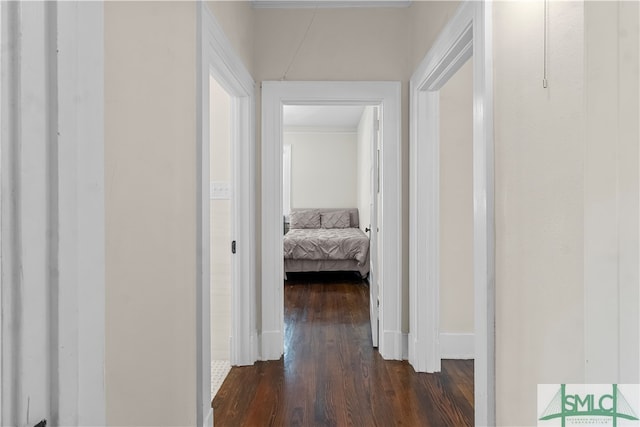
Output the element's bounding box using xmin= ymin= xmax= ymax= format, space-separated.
xmin=283 ymin=126 xmax=358 ymax=133
xmin=252 ymin=0 xmax=412 ymax=9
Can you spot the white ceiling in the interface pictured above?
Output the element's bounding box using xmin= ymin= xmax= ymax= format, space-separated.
xmin=283 ymin=105 xmax=366 ymax=131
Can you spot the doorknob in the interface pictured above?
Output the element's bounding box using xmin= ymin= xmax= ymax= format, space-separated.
xmin=365 ymin=227 xmax=371 ymax=233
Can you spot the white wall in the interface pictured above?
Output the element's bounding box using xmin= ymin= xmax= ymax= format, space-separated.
xmin=357 ymin=107 xmax=374 ymax=232
xmin=105 ymin=2 xmax=197 ymax=425
xmin=584 ymin=0 xmax=639 ymax=383
xmin=254 ymin=8 xmax=409 ymax=82
xmin=494 ymin=1 xmax=585 ymax=424
xmin=493 ymin=3 xmax=639 ymax=423
xmin=210 ymin=77 xmax=232 ymax=362
xmin=408 ymin=1 xmax=461 ymax=71
xmin=284 ymin=131 xmax=358 ymax=209
xmin=495 ymin=1 xmax=588 ymax=423
xmin=439 ymin=58 xmax=473 ymax=336
xmin=206 ymin=1 xmax=254 ymax=74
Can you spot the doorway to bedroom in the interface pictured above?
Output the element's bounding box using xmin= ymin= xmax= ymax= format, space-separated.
xmin=282 ymin=104 xmax=380 ymax=349
xmin=261 ymin=81 xmax=402 ymax=363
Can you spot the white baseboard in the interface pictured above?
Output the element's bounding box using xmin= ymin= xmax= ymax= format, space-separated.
xmin=232 ymin=332 xmax=259 ymax=366
xmin=439 ymin=332 xmax=474 ymax=359
xmin=259 ymin=330 xmax=283 ymax=360
xmin=204 ymin=408 xmax=213 ymax=427
xmin=402 ymin=333 xmax=409 ymax=359
xmin=372 ymin=332 xmax=410 ymax=360
xmin=380 ymin=330 xmax=404 ymax=360
xmin=251 ymin=332 xmax=259 ymax=363
xmin=259 ymin=330 xmax=470 ymax=361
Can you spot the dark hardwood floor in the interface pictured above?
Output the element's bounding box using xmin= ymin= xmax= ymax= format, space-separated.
xmin=213 ymin=272 xmax=474 ymax=426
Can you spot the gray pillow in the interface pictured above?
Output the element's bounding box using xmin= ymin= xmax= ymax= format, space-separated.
xmin=290 ymin=210 xmax=321 ymax=229
xmin=321 ymin=211 xmax=351 ymax=229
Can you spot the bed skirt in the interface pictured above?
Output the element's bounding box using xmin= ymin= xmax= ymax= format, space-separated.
xmin=284 ymin=258 xmax=369 ymax=278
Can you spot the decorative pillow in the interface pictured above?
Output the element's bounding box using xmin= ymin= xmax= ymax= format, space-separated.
xmin=290 ymin=210 xmax=321 ymax=229
xmin=321 ymin=211 xmax=351 ymax=229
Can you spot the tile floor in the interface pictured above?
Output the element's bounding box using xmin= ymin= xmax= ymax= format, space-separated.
xmin=211 ymin=359 xmax=231 ymax=398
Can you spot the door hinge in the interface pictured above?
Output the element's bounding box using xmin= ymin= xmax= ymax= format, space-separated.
xmin=231 ymin=240 xmax=236 ymax=254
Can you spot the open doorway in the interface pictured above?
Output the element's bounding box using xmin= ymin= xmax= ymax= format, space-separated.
xmin=261 ymin=81 xmax=402 ymax=362
xmin=196 ymin=5 xmax=257 ymax=426
xmin=209 ymin=77 xmax=233 ymax=398
xmin=409 ymin=2 xmax=495 ymax=424
xmin=281 ymin=105 xmax=379 ymax=345
xmin=438 ymin=58 xmax=474 ymax=359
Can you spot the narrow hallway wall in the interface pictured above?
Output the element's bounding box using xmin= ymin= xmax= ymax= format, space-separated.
xmin=494 ymin=2 xmax=586 ymax=424
xmin=105 ymin=2 xmax=197 ymax=425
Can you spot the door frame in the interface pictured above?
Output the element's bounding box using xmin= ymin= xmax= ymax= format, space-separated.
xmin=196 ymin=5 xmax=257 ymax=427
xmin=369 ymin=105 xmax=380 ymax=348
xmin=1 ymin=2 xmax=105 ymax=424
xmin=261 ymin=81 xmax=402 ymax=361
xmin=409 ymin=1 xmax=495 ymax=425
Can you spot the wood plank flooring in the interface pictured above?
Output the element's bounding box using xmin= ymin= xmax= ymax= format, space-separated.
xmin=213 ymin=272 xmax=474 ymax=426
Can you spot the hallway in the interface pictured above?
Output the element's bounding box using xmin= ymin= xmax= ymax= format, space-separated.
xmin=213 ymin=273 xmax=473 ymax=426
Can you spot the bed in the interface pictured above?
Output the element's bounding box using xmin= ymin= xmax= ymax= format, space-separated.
xmin=283 ymin=208 xmax=370 ymax=278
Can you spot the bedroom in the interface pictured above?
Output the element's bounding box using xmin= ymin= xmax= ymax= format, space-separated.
xmin=282 ymin=104 xmax=379 ymax=283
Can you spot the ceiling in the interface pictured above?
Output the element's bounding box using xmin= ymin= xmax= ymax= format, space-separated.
xmin=283 ymin=105 xmax=366 ymax=131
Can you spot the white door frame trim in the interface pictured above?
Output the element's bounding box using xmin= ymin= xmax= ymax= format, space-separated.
xmin=1 ymin=2 xmax=105 ymax=424
xmin=409 ymin=1 xmax=495 ymax=425
xmin=196 ymin=4 xmax=257 ymax=427
xmin=261 ymin=81 xmax=403 ymax=361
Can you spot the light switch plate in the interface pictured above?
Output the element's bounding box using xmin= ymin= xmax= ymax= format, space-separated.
xmin=210 ymin=181 xmax=232 ymax=200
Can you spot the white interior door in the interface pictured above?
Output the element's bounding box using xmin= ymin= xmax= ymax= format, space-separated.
xmin=283 ymin=144 xmax=291 ymax=220
xmin=369 ymin=106 xmax=380 ymax=348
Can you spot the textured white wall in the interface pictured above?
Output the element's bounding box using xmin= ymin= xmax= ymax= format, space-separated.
xmin=494 ymin=3 xmax=639 ymax=424
xmin=284 ymin=131 xmax=358 ymax=209
xmin=254 ymin=8 xmax=408 ymax=82
xmin=494 ymin=2 xmax=586 ymax=424
xmin=439 ymin=58 xmax=474 ymax=334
